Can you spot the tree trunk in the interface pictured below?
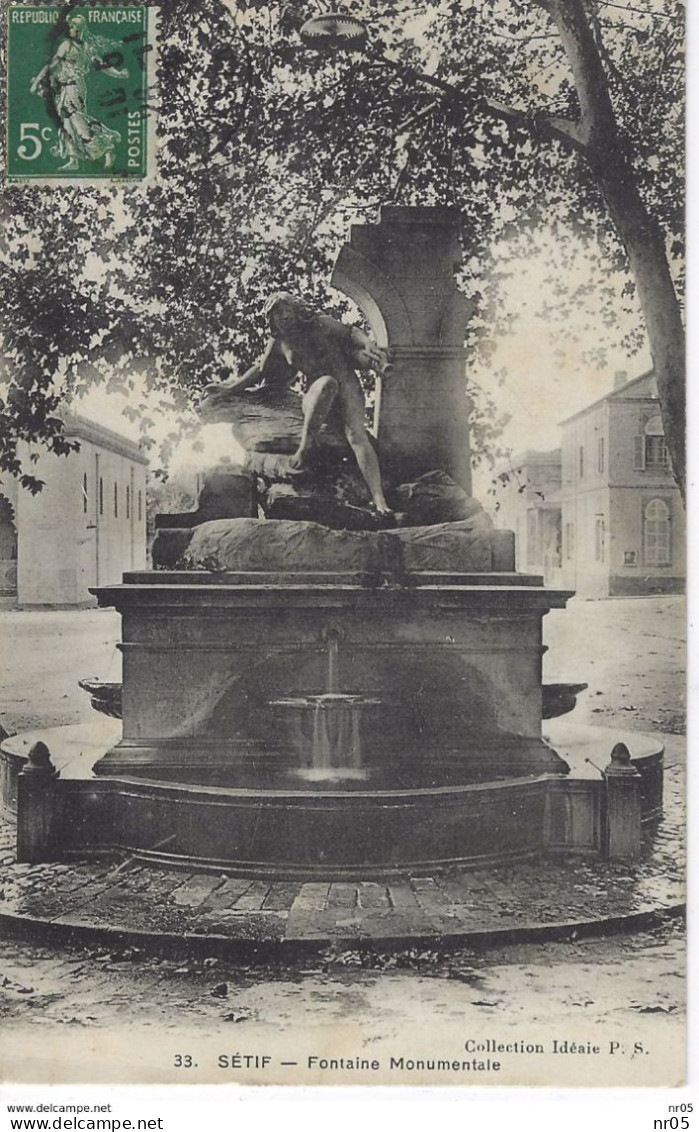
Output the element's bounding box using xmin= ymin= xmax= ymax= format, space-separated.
xmin=538 ymin=0 xmax=686 ymax=499
xmin=594 ymin=156 xmax=686 ymax=498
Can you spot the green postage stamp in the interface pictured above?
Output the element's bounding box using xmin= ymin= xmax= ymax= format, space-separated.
xmin=6 ymin=5 xmax=155 ymax=183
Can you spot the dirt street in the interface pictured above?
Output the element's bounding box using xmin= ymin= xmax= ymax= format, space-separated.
xmin=0 ymin=919 xmax=685 ymax=1081
xmin=543 ymin=596 xmax=686 ymax=736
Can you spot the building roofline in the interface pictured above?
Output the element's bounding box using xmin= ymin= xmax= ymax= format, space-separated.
xmin=559 ymin=370 xmax=656 ymax=426
xmin=62 ymin=412 xmax=149 ymax=466
xmin=493 ymin=448 xmax=561 ymax=475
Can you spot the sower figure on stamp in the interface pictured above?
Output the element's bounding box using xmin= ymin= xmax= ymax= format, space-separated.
xmin=30 ymin=13 xmax=127 ymax=172
xmin=202 ymin=294 xmax=393 ymax=514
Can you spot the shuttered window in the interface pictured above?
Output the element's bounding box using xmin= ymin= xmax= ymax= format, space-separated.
xmin=526 ymin=510 xmax=538 ymax=568
xmin=644 ymin=499 xmax=671 ymax=566
xmin=565 ymin=523 xmax=575 ymax=560
xmin=645 ymin=435 xmax=669 ymax=469
xmin=636 ymin=415 xmax=669 ymax=471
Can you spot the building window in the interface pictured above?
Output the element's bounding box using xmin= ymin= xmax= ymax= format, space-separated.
xmin=526 ymin=509 xmax=538 ymax=569
xmin=597 ymin=436 xmax=605 ymax=474
xmin=594 ymin=516 xmax=605 ymax=563
xmin=138 ymin=489 xmax=142 ymax=522
xmin=634 ymin=414 xmax=669 ymax=471
xmin=126 ymin=484 xmax=131 ymax=520
xmin=645 ymin=435 xmax=669 ymax=469
xmin=579 ymin=446 xmax=584 ymax=479
xmin=565 ymin=522 xmax=575 ymax=560
xmin=114 ymin=482 xmax=118 ymax=519
xmin=82 ymin=472 xmax=88 ymax=514
xmin=99 ymin=477 xmax=104 ymax=516
xmin=644 ymin=498 xmax=671 ymax=566
xmin=623 ymin=551 xmax=637 ymax=567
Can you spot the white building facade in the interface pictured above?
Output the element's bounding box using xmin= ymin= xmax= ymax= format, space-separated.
xmin=0 ymin=413 xmax=148 ymax=606
xmin=559 ymin=372 xmax=684 ymax=598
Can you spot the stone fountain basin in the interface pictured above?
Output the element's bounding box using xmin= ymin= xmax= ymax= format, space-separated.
xmin=0 ymin=718 xmax=663 ymax=878
xmin=0 ymin=719 xmax=661 ymax=878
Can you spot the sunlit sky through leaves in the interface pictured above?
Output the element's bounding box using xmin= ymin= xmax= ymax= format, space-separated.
xmin=4 ymin=0 xmax=679 ymax=493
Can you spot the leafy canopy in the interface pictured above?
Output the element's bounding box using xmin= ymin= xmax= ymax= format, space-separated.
xmin=0 ymin=0 xmax=683 ymax=490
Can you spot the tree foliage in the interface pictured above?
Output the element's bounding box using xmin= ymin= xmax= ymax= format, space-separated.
xmin=0 ymin=0 xmax=684 ymax=491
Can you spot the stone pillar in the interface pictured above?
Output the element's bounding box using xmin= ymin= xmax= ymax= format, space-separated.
xmin=603 ymin=742 xmax=642 ymax=861
xmin=16 ymin=741 xmax=61 ymax=863
xmin=332 ymin=205 xmax=474 ymax=491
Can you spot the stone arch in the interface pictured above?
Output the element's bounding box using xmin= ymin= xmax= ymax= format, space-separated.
xmin=437 ymin=290 xmax=476 ymax=347
xmin=644 ymin=413 xmax=664 ymax=436
xmin=331 ymin=245 xmax=413 ymax=347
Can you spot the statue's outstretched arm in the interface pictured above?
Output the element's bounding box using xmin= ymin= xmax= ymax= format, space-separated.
xmin=315 ymin=314 xmax=390 ymax=375
xmin=200 ymin=337 xmax=294 ymax=401
xmin=204 ymin=360 xmax=263 ymax=396
xmin=349 ymin=326 xmax=391 ymax=374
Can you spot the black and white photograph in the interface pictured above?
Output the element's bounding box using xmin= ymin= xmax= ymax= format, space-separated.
xmin=0 ymin=0 xmax=688 ymax=1097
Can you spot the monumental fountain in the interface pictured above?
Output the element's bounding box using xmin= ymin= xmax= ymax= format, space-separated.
xmin=2 ymin=206 xmax=662 ymax=875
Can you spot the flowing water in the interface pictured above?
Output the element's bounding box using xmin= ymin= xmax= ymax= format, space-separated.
xmin=272 ymin=632 xmax=379 ymax=776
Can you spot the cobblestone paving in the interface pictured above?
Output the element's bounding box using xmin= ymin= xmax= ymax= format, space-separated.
xmin=0 ymin=762 xmax=684 ymax=948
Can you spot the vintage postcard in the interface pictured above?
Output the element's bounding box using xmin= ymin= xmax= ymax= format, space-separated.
xmin=0 ymin=0 xmax=687 ymax=1098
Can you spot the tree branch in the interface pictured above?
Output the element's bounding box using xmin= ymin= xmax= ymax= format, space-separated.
xmin=531 ymin=0 xmax=618 ymax=150
xmin=529 ymin=0 xmax=686 ymax=497
xmin=545 ymin=113 xmax=589 ymax=147
xmin=484 ymin=97 xmax=588 ymax=151
xmin=598 ymin=1 xmax=678 ymax=19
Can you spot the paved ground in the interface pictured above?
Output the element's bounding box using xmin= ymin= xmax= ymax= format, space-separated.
xmin=0 ymin=730 xmax=685 ymax=947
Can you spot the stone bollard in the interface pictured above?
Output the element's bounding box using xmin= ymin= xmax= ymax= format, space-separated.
xmin=603 ymin=742 xmax=642 ymax=861
xmin=16 ymin=741 xmax=61 ymax=863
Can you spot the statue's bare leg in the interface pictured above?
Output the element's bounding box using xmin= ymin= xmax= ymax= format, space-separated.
xmin=291 ymin=376 xmax=339 ymax=468
xmin=337 ymin=370 xmax=391 ymax=514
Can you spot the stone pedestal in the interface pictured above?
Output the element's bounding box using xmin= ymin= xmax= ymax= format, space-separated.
xmin=332 ymin=205 xmax=473 ymax=489
xmin=16 ymin=742 xmax=61 ymax=863
xmin=603 ymin=742 xmax=643 ymax=860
